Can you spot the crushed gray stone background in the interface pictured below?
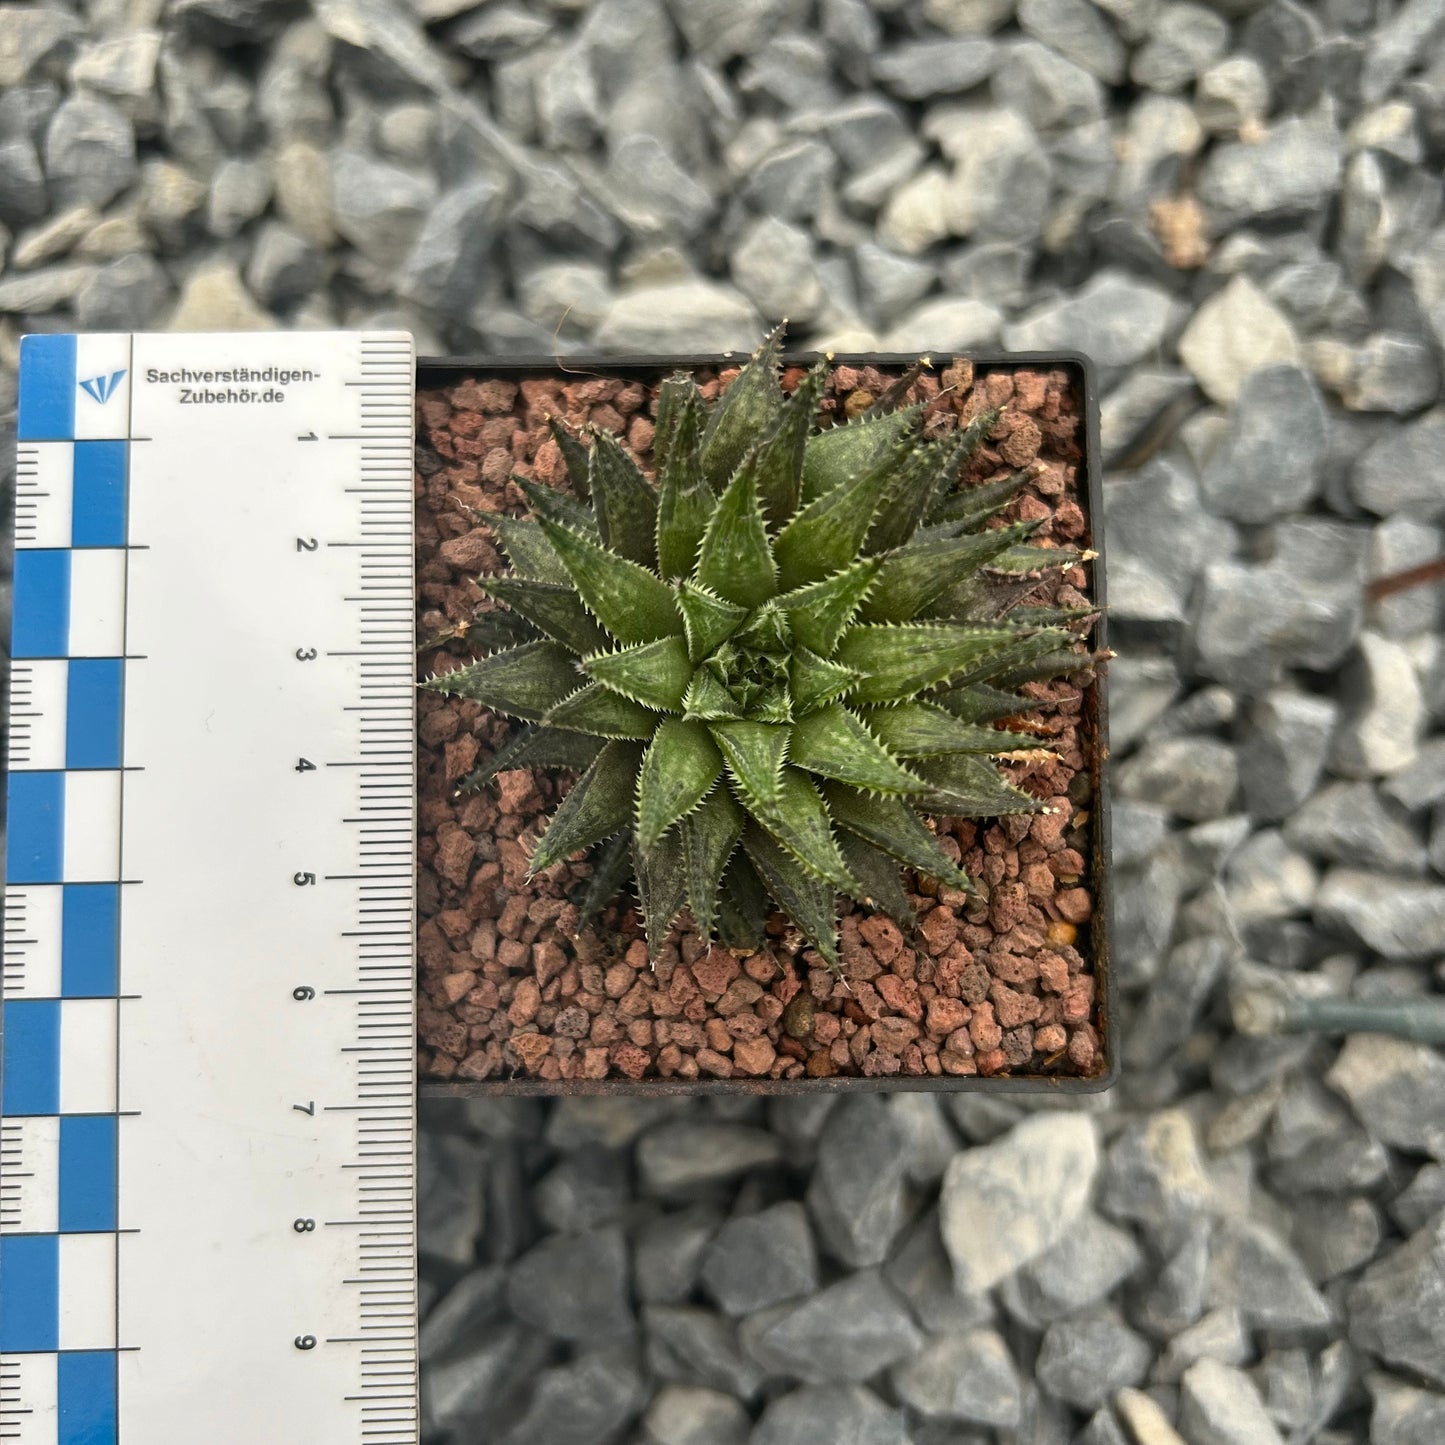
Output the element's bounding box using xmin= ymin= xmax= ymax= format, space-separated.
xmin=1 ymin=0 xmax=1444 ymax=1441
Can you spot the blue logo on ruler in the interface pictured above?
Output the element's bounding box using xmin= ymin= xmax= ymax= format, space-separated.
xmin=2 ymin=333 xmax=126 ymax=1445
xmin=78 ymin=371 xmax=127 ymax=405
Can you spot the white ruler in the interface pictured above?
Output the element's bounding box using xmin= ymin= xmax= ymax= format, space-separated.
xmin=1 ymin=331 xmax=419 ymax=1443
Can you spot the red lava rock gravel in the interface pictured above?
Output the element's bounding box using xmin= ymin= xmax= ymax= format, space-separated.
xmin=414 ymin=358 xmax=1105 ymax=1085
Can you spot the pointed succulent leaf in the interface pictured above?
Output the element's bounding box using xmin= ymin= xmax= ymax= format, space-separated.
xmin=695 ymin=452 xmax=777 ymax=608
xmin=911 ymin=752 xmax=1048 ymax=817
xmin=656 ymin=387 xmax=715 ymax=580
xmin=482 ymin=576 xmax=609 ymax=655
xmin=528 ymin=740 xmax=645 ymax=874
xmin=679 ymin=785 xmax=745 ymax=938
xmin=838 ymin=832 xmax=917 ymax=930
xmin=633 ymin=830 xmax=689 ymax=960
xmin=754 ymin=360 xmax=828 ymax=527
xmin=635 ymin=718 xmax=725 ymax=849
xmin=424 ymin=641 xmax=580 ymax=720
xmin=861 ymin=702 xmax=1034 ymax=756
xmin=589 ymin=428 xmax=659 ymax=567
xmin=547 ymin=417 xmax=592 ymax=497
xmin=698 ymin=323 xmax=786 ymax=490
xmin=790 ymin=647 xmax=862 ymax=716
xmin=788 ymin=704 xmax=927 ymax=794
xmin=858 ymin=519 xmax=1042 ymax=624
xmin=987 ymin=647 xmax=1092 ymax=691
xmin=543 ymin=680 xmax=658 ymax=739
xmin=488 ymin=515 xmax=571 ymax=586
xmin=987 ymin=542 xmax=1089 ymax=574
xmin=682 ymin=667 xmax=745 ymax=721
xmin=716 ymin=851 xmax=773 ymax=952
xmin=929 ymin=464 xmax=1035 ymax=529
xmin=837 ymin=623 xmax=1034 ymax=704
xmin=448 ymin=608 xmax=538 ymax=654
xmin=514 ymin=474 xmax=599 ymax=537
xmin=773 ymin=457 xmax=889 ymax=591
xmin=823 ymin=781 xmax=974 ymax=893
xmin=747 ymin=767 xmax=856 ymax=891
xmin=677 ymin=581 xmax=747 ymax=662
xmin=458 ymin=726 xmax=604 ymax=793
xmin=1006 ymin=602 xmax=1102 ymax=628
xmin=941 ymin=627 xmax=1073 ymax=691
xmin=775 ymin=557 xmax=881 ymax=655
xmin=575 ymin=831 xmax=632 ymax=933
xmin=923 ymin=570 xmax=1042 ymax=624
xmin=537 ymin=516 xmax=682 ymax=645
xmin=800 ymin=401 xmax=923 ymax=504
xmin=867 ymin=405 xmax=1005 ymax=551
xmin=934 ymin=683 xmax=1037 ymax=724
xmin=654 ymin=371 xmax=702 ymax=473
xmin=583 ymin=635 xmax=692 ymax=712
xmin=741 ymin=822 xmax=839 ymax=967
xmin=710 ymin=719 xmax=789 ymax=804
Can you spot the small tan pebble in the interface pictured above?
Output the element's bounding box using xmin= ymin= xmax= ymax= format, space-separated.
xmin=1035 ymin=1024 xmax=1068 ymax=1053
xmin=969 ymin=1002 xmax=1003 ymax=1051
xmin=1037 ymin=952 xmax=1070 ymax=993
xmin=1056 ymin=888 xmax=1093 ymax=924
xmin=1061 ymin=980 xmax=1094 ymax=1025
xmin=691 ymin=948 xmax=741 ymax=997
xmin=439 ymin=971 xmax=476 ymax=1005
xmin=1066 ymin=1024 xmax=1098 ymax=1071
xmin=1046 ymin=919 xmax=1078 ymax=949
xmin=812 ymin=1012 xmax=840 ymax=1044
xmin=656 ymin=1044 xmax=683 ymax=1076
xmin=918 ymin=905 xmax=958 ymax=955
xmin=604 ymin=962 xmax=633 ymax=997
xmin=926 ymin=996 xmax=971 ymax=1037
xmin=732 ymin=1036 xmax=777 ymax=1076
xmin=743 ymin=952 xmax=778 ymax=983
xmin=858 ymin=914 xmax=905 ymax=963
xmin=805 ymin=1048 xmax=838 ymax=1077
xmin=976 ymin=1047 xmax=1008 ymax=1076
xmin=433 ymin=827 xmax=475 ymax=888
xmin=697 ymin=1047 xmax=733 ymax=1078
xmin=511 ymin=1032 xmax=550 ymax=1070
xmin=941 ymin=1049 xmax=978 ymax=1076
xmin=609 ymin=1043 xmax=650 ymax=1080
xmin=872 ymin=1016 xmax=920 ymax=1054
xmin=625 ymin=939 xmax=650 ymax=969
xmin=494 ymin=769 xmax=535 ymax=815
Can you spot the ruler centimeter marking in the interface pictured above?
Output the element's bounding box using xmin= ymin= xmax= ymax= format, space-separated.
xmin=1 ymin=332 xmax=419 ymax=1444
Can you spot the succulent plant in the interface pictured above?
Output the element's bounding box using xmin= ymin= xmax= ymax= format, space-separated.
xmin=424 ymin=330 xmax=1097 ymax=968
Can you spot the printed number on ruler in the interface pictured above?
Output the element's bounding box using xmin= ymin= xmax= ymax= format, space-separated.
xmin=1 ymin=332 xmax=418 ymax=1445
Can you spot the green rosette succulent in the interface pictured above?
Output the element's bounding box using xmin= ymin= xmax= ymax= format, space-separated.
xmin=425 ymin=330 xmax=1096 ymax=968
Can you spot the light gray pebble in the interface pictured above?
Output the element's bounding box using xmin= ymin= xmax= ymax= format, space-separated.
xmin=992 ymin=38 xmax=1105 ymax=130
xmin=506 ymin=1225 xmax=633 ymax=1340
xmin=1349 ymin=408 xmax=1445 ymax=519
xmin=1190 ymin=519 xmax=1369 ymax=695
xmin=1205 ymin=1213 xmax=1333 ymax=1331
xmin=643 ymin=1384 xmax=750 ymax=1445
xmin=1348 ymin=1212 xmax=1445 ymax=1390
xmin=533 ymin=1147 xmax=630 ymax=1233
xmin=1124 ymin=936 xmax=1229 ymax=1071
xmin=940 ymin=1113 xmax=1098 ymax=1295
xmin=244 ymin=221 xmax=325 ymax=308
xmin=1157 ymin=1305 xmax=1251 ymax=1381
xmin=1289 ymin=1194 xmax=1382 ymax=1283
xmin=416 ymin=1131 xmax=483 ymax=1268
xmin=1333 ymin=332 xmax=1441 ymax=415
xmin=69 ymin=31 xmax=163 ymax=111
xmin=1328 ymin=1033 xmax=1445 ymax=1161
xmin=644 ymin=1305 xmax=767 ymax=1401
xmin=1199 ymin=116 xmax=1344 ymax=229
xmin=398 ymin=176 xmax=507 ymax=313
xmin=1179 ymin=276 xmax=1301 ymax=406
xmin=1131 ymin=2 xmax=1229 ymax=92
xmin=636 ymin=1120 xmax=782 ymax=1198
xmin=1222 ymin=828 xmax=1317 ymax=925
xmin=1237 ymin=689 xmax=1339 ymax=824
xmin=1006 ymin=269 xmax=1173 ymax=367
xmin=635 ymin=1205 xmax=723 ymax=1306
xmin=1366 ymin=1374 xmax=1445 ymax=1445
xmin=1200 ymin=364 xmax=1327 ymax=523
xmin=1099 ymin=368 xmax=1196 ymax=467
xmin=925 ymin=105 xmax=1053 ymax=244
xmin=1036 ymin=1317 xmax=1152 ymax=1411
xmin=873 ymin=37 xmax=996 ymax=99
xmin=741 ymin=1270 xmax=923 ymax=1384
xmin=1116 ymin=736 xmax=1239 ymax=823
xmin=731 ymin=217 xmax=824 ymax=324
xmin=206 ymin=156 xmax=272 ymax=240
xmin=750 ymin=1385 xmax=909 ymax=1445
xmin=881 ymin=297 xmax=1002 ymax=351
xmin=1285 ymin=781 xmax=1427 ymax=874
xmin=1107 ymin=658 xmax=1183 ymax=756
xmin=700 ymin=1202 xmax=818 ymax=1317
xmin=595 ymin=281 xmax=760 ymax=354
xmin=891 ymin=1328 xmax=1022 ymax=1426
xmin=1112 ymin=841 xmax=1191 ymax=987
xmin=883 ymin=1209 xmax=996 ymax=1336
xmin=1196 ymin=54 xmax=1271 ymax=134
xmin=1099 ymin=1110 xmax=1215 ymax=1247
xmin=450 ymin=4 xmax=554 ymax=58
xmin=1315 ymin=868 xmax=1445 ymax=958
xmin=0 ymin=137 xmax=48 ymax=227
xmin=44 ymin=94 xmax=137 ymax=212
xmin=421 ymin=1322 xmax=550 ymax=1437
xmin=853 ymin=243 xmax=935 ymax=327
xmin=1018 ymin=0 xmax=1127 ymax=82
xmin=419 ymin=1264 xmax=507 ymax=1363
xmin=498 ymin=1346 xmax=646 ymax=1445
xmin=1330 ymin=630 xmax=1427 ymax=778
xmin=75 ymin=253 xmax=171 ymax=330
xmin=1180 ymin=1358 xmax=1286 ymax=1445
xmin=1369 ymin=515 xmax=1444 ymax=639
xmin=330 ymin=148 xmax=436 ymax=268
xmin=606 ymin=133 xmax=715 ymax=238
xmin=1382 ymin=735 xmax=1445 ymax=813
xmin=0 ymin=8 xmax=81 ymax=88
xmin=1265 ymin=1068 xmax=1391 ymax=1195
xmin=740 ymin=139 xmax=835 ymax=223
xmin=940 ymin=239 xmax=1033 ymax=307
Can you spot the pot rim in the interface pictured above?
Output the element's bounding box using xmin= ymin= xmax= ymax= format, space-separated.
xmin=415 ymin=348 xmax=1116 ymax=1096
